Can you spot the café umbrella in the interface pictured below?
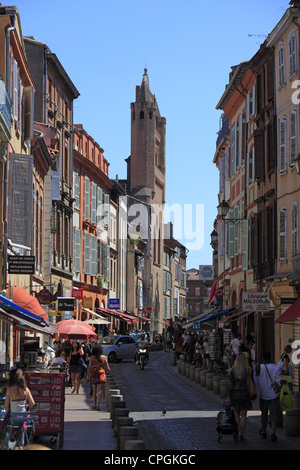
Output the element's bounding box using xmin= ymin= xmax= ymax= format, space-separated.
xmin=56 ymin=319 xmax=97 ymax=340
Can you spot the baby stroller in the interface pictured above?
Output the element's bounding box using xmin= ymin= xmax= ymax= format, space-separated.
xmin=216 ymin=402 xmax=238 ymax=443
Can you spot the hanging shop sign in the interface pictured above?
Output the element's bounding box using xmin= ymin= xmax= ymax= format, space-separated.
xmin=57 ymin=297 xmax=75 ymax=311
xmin=72 ymin=288 xmax=83 ymax=300
xmin=242 ymin=292 xmax=270 ymax=312
xmin=8 ymin=255 xmax=35 ymax=274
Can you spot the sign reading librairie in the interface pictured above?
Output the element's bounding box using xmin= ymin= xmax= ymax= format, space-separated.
xmin=242 ymin=292 xmax=270 ymax=312
xmin=8 ymin=255 xmax=35 ymax=274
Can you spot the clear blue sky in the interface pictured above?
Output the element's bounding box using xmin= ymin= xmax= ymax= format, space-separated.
xmin=16 ymin=0 xmax=288 ymax=269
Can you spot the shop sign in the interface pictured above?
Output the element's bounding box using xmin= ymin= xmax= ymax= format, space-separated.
xmin=8 ymin=255 xmax=35 ymax=274
xmin=193 ymin=320 xmax=201 ymax=330
xmin=57 ymin=297 xmax=75 ymax=311
xmin=242 ymin=292 xmax=270 ymax=312
xmin=82 ymin=296 xmax=93 ymax=309
xmin=72 ymin=288 xmax=83 ymax=300
xmin=109 ymin=298 xmax=120 ymax=310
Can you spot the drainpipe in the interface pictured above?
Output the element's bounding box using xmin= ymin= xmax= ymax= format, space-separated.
xmin=3 ymin=11 xmax=16 ymax=291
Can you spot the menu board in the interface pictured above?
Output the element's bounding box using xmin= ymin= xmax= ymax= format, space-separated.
xmin=26 ymin=372 xmax=65 ymax=444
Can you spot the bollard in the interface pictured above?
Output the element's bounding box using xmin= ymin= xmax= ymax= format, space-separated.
xmin=116 ymin=417 xmax=134 ymax=444
xmin=185 ymin=364 xmax=191 ymax=378
xmin=220 ymin=379 xmax=229 ymax=399
xmin=177 ymin=360 xmax=182 ymax=374
xmin=106 ymin=388 xmax=120 ymax=406
xmin=285 ymin=410 xmax=300 ymax=436
xmin=294 ymin=391 xmax=300 ymax=409
xmin=170 ymin=352 xmax=177 ymax=366
xmin=206 ymin=372 xmax=214 ymax=390
xmin=189 ymin=365 xmax=196 ymax=381
xmin=119 ymin=425 xmax=138 ymax=450
xmin=108 ymin=394 xmax=123 ymax=412
xmin=213 ymin=375 xmax=221 ymax=394
xmin=195 ymin=368 xmax=201 ymax=384
xmin=114 ymin=408 xmax=130 ymax=434
xmin=124 ymin=440 xmax=145 ymax=450
xmin=181 ymin=362 xmax=186 ymax=376
xmin=200 ymin=370 xmax=207 ymax=387
xmin=110 ymin=399 xmax=126 ymax=421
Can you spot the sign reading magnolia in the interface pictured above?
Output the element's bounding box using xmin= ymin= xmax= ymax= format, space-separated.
xmin=242 ymin=292 xmax=270 ymax=312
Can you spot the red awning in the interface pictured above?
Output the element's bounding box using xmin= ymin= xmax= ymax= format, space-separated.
xmin=275 ymin=298 xmax=300 ymax=323
xmin=11 ymin=287 xmax=49 ymax=322
xmin=208 ymin=281 xmax=217 ymax=303
xmin=98 ymin=308 xmax=139 ymax=324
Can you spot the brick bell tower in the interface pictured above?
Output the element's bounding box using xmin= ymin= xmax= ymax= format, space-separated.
xmin=128 ymin=68 xmax=167 ymax=333
xmin=129 ymin=68 xmax=166 ymax=206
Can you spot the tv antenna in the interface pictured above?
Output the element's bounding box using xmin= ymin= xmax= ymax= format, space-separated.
xmin=248 ymin=34 xmax=267 ymax=38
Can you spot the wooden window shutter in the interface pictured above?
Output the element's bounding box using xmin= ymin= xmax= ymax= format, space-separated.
xmin=24 ymin=86 xmax=34 ymax=141
xmin=228 ymin=209 xmax=234 ymax=258
xmin=292 ymin=203 xmax=299 ymax=256
xmin=74 ymin=228 xmax=81 ymax=272
xmin=290 ymin=110 xmax=297 ymax=166
xmin=231 ymin=124 xmax=237 ymax=176
xmin=254 ymin=129 xmax=265 ymax=179
xmin=84 ymin=177 xmax=90 ymax=221
xmin=84 ymin=232 xmax=90 ymax=274
xmin=253 ymin=213 xmax=259 ymax=266
xmin=241 ymin=219 xmax=248 ymax=270
xmin=279 ymin=118 xmax=287 ymax=172
xmin=91 ymin=182 xmax=97 ymax=224
xmin=267 ymin=55 xmax=274 ymax=101
xmin=90 ymin=235 xmax=97 ymax=276
xmin=74 ymin=172 xmax=80 ymax=209
xmin=279 ymin=209 xmax=287 ymax=261
xmin=234 ymin=206 xmax=239 ymax=256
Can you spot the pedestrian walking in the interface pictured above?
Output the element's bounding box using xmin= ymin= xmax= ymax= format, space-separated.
xmin=203 ymin=337 xmax=211 ymax=370
xmin=87 ymin=344 xmax=113 ymax=410
xmin=254 ymin=351 xmax=281 ymax=442
xmin=68 ymin=341 xmax=84 ymax=394
xmin=228 ymin=352 xmax=252 ymax=441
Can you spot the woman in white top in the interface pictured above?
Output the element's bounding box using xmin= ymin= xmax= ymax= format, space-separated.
xmin=5 ymin=368 xmax=35 ymax=414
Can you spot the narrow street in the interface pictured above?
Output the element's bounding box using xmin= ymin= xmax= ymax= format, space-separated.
xmin=110 ymin=350 xmax=300 ymax=451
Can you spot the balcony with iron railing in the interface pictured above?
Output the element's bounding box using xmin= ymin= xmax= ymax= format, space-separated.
xmin=216 ymin=115 xmax=229 ymax=149
xmin=0 ymin=77 xmax=11 ymax=141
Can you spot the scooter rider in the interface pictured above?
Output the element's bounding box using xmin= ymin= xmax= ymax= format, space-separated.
xmin=136 ymin=334 xmax=149 ymax=363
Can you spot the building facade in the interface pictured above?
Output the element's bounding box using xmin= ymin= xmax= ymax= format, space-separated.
xmin=24 ymin=36 xmax=80 ymax=314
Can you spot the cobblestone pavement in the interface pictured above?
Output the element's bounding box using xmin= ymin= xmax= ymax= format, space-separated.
xmin=111 ymin=350 xmax=300 ymax=451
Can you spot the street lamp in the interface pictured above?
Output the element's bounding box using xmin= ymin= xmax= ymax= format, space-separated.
xmin=210 ymin=229 xmax=218 ymax=245
xmin=217 ymin=199 xmax=230 ymax=219
xmin=217 ymin=199 xmax=244 ymax=223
